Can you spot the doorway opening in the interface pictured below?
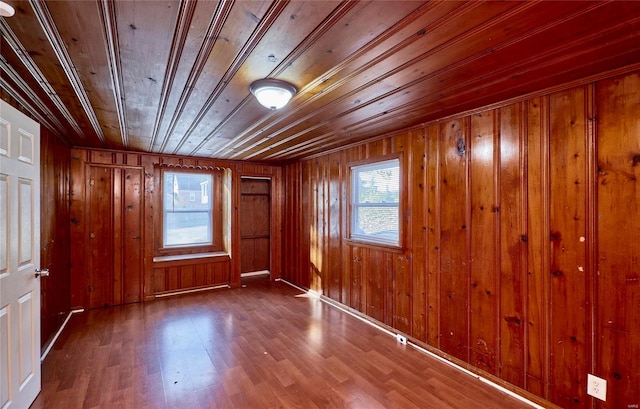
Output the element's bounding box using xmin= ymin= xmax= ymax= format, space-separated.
xmin=240 ymin=177 xmax=271 ymax=280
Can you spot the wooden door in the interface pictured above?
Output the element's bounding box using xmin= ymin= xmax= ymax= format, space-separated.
xmin=87 ymin=166 xmax=114 ymax=309
xmin=86 ymin=165 xmax=142 ymax=309
xmin=240 ymin=179 xmax=270 ymax=274
xmin=0 ymin=100 xmax=41 ymax=408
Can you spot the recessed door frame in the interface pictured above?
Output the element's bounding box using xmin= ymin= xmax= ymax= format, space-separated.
xmin=232 ymin=172 xmax=281 ymax=287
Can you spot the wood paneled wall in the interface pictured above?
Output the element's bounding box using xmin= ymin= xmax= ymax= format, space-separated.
xmin=282 ymin=70 xmax=640 ymax=409
xmin=70 ymin=149 xmax=282 ymax=308
xmin=40 ymin=128 xmax=71 ymax=348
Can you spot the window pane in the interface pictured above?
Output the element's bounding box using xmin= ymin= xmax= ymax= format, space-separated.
xmin=354 ymin=206 xmax=399 ymax=241
xmin=351 ymin=159 xmax=400 ymax=245
xmin=163 ymin=172 xmax=212 ymax=247
xmin=356 ymin=164 xmax=399 ymax=204
xmin=165 ymin=212 xmax=211 ymax=246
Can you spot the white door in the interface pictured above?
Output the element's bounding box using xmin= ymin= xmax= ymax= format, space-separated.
xmin=0 ymin=100 xmax=41 ymax=409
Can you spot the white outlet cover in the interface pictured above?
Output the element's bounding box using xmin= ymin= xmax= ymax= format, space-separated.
xmin=587 ymin=373 xmax=607 ymax=401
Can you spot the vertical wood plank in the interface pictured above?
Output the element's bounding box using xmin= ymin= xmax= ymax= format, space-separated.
xmin=270 ymin=167 xmax=282 ymax=280
xmin=469 ymin=110 xmax=498 ymax=375
xmin=310 ymin=158 xmax=322 ymax=292
xmin=142 ymin=154 xmax=157 ymax=300
xmin=70 ymin=150 xmax=88 ymax=309
xmin=195 ymin=264 xmax=206 ymax=287
xmin=548 ymin=87 xmax=589 ymax=407
xmin=123 ymin=168 xmax=143 ymax=304
xmin=596 ymin=73 xmax=640 ymax=409
xmin=426 ymin=124 xmax=441 ymax=348
xmin=410 ymin=129 xmax=427 ymax=342
xmin=328 ymin=153 xmax=342 ymax=302
xmin=350 ymin=246 xmax=363 ymax=312
xmin=39 ymin=130 xmax=71 ymax=347
xmin=499 ymin=103 xmax=526 ymax=387
xmin=384 ymin=252 xmax=394 ymax=327
xmin=300 ymin=161 xmax=311 ymax=289
xmin=88 ymin=166 xmax=114 ymax=309
xmin=168 ymin=266 xmax=179 ymax=291
xmin=525 ymin=96 xmax=551 ymax=397
xmin=152 ymin=268 xmax=165 ymax=293
xmin=394 ymin=253 xmax=411 ymax=333
xmin=113 ymin=168 xmax=123 ymax=306
xmin=367 ymin=249 xmax=385 ymax=322
xmin=438 ymin=119 xmax=469 ymax=361
xmin=394 ymin=133 xmax=411 ymax=334
xmin=181 ymin=265 xmax=195 ymax=289
xmin=340 ymin=150 xmax=349 ymax=306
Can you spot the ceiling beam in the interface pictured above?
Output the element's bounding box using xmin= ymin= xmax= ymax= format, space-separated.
xmin=147 ymin=0 xmax=198 ymax=152
xmin=98 ymin=0 xmax=129 ymax=148
xmin=29 ymin=0 xmax=107 ymax=144
xmin=0 ymin=18 xmax=83 ymax=140
xmin=156 ymin=0 xmax=236 ymax=153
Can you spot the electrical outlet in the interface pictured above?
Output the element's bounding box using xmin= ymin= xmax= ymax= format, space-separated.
xmin=396 ymin=334 xmax=407 ymax=345
xmin=587 ymin=374 xmax=607 ymax=401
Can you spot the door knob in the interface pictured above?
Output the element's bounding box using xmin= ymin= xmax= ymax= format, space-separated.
xmin=35 ymin=268 xmax=50 ymax=278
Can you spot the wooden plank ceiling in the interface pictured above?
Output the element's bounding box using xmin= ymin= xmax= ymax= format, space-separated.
xmin=2 ymin=0 xmax=640 ymax=162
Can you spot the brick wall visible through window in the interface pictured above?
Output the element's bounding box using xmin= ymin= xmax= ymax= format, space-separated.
xmin=351 ymin=158 xmax=400 ymax=246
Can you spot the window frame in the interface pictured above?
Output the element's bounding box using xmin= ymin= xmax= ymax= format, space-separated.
xmin=348 ymin=154 xmax=403 ymax=249
xmin=155 ymin=167 xmax=224 ymax=257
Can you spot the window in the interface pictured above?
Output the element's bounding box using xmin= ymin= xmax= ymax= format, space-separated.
xmin=163 ymin=171 xmax=213 ymax=247
xmin=350 ymin=158 xmax=400 ymax=246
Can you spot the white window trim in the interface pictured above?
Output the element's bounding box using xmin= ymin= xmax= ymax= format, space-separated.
xmin=350 ymin=158 xmax=401 ymax=247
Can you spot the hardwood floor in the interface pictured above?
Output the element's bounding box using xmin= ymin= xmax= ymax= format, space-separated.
xmin=32 ymin=276 xmax=534 ymax=409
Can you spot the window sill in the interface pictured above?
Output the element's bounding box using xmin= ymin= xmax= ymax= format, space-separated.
xmin=153 ymin=251 xmax=230 ymax=267
xmin=345 ymin=238 xmax=404 ymax=253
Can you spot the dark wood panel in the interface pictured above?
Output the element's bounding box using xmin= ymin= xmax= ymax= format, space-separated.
xmin=548 ymin=87 xmax=590 ymax=407
xmin=240 ymin=191 xmax=270 ymax=236
xmin=87 ymin=166 xmax=114 ymax=309
xmin=240 ymin=179 xmax=270 ymax=274
xmin=596 ymin=72 xmax=640 ymax=409
xmin=69 ymin=151 xmax=88 ymax=309
xmin=122 ymin=168 xmax=143 ymax=303
xmin=39 ymin=127 xmax=71 ymax=349
xmin=409 ymin=128 xmax=427 ymax=342
xmin=438 ymin=119 xmax=469 ymax=362
xmin=327 ymin=152 xmax=342 ymax=301
xmin=152 ymin=257 xmax=231 ymax=296
xmin=498 ymin=103 xmax=526 ymax=387
xmin=70 ymin=148 xmax=281 ymax=303
xmin=469 ymin=110 xmax=498 ymax=375
xmin=282 ymin=69 xmax=640 ymax=409
xmin=524 ymin=96 xmax=550 ymax=397
xmin=76 ymin=164 xmax=144 ymax=309
xmin=425 ymin=124 xmax=441 ymax=349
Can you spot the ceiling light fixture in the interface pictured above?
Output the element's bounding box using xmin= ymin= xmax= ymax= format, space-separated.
xmin=0 ymin=1 xmax=15 ymax=17
xmin=249 ymin=79 xmax=297 ymax=110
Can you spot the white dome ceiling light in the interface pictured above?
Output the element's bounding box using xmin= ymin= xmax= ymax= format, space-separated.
xmin=249 ymin=79 xmax=297 ymax=110
xmin=0 ymin=1 xmax=15 ymax=17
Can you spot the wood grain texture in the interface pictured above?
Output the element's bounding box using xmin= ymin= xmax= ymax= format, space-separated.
xmin=40 ymin=127 xmax=71 ymax=349
xmin=469 ymin=110 xmax=498 ymax=375
xmin=548 ymin=86 xmax=590 ymax=407
xmin=282 ymin=69 xmax=640 ymax=409
xmin=70 ymin=148 xmax=283 ymax=305
xmin=32 ymin=276 xmax=533 ymax=409
xmin=5 ymin=2 xmax=640 ymax=160
xmin=240 ymin=179 xmax=271 ymax=274
xmin=498 ymin=103 xmax=526 ymax=388
xmin=595 ymin=73 xmax=640 ymax=409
